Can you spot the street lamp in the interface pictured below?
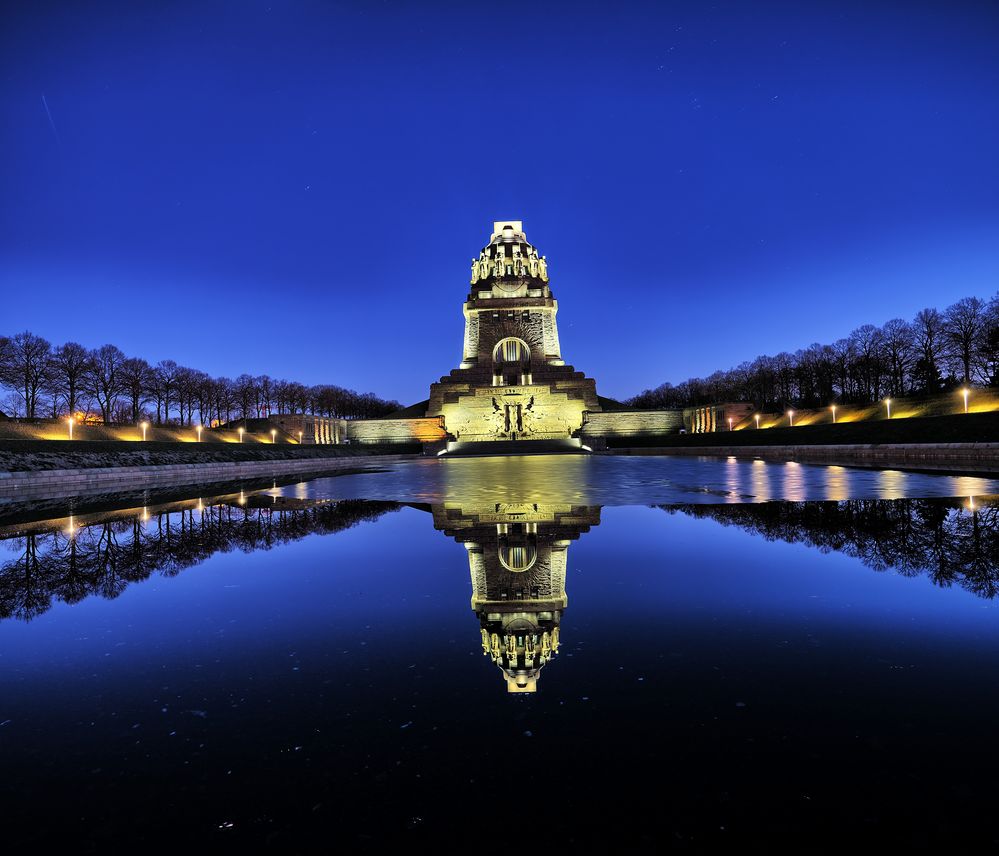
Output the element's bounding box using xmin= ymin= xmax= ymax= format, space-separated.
xmin=787 ymin=410 xmax=794 ymax=427
xmin=961 ymin=388 xmax=970 ymax=414
xmin=67 ymin=417 xmax=73 ymax=440
xmin=754 ymin=414 xmax=760 ymax=429
xmin=831 ymin=405 xmax=837 ymax=424
xmin=885 ymin=399 xmax=892 ymax=419
xmin=238 ymin=427 xmax=244 ymax=443
xmin=140 ymin=421 xmax=148 ymax=442
xmin=271 ymin=429 xmax=277 ymax=444
xmin=298 ymin=430 xmax=303 ymax=444
xmin=727 ymin=417 xmax=733 ymax=431
xmin=196 ymin=424 xmax=203 ymax=442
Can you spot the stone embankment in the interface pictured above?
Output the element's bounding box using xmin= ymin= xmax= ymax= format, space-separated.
xmin=0 ymin=447 xmax=418 ymax=501
xmin=607 ymin=443 xmax=999 ymax=473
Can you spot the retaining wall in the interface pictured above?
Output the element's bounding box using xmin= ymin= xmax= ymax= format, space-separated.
xmin=0 ymin=454 xmax=418 ymax=501
xmin=581 ymin=410 xmax=684 ymax=439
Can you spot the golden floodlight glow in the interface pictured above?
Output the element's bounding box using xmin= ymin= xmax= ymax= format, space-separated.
xmin=962 ymin=388 xmax=970 ymax=413
xmin=196 ymin=424 xmax=203 ymax=442
xmin=238 ymin=427 xmax=244 ymax=443
xmin=728 ymin=417 xmax=733 ymax=431
xmin=67 ymin=417 xmax=73 ymax=440
xmin=299 ymin=430 xmax=303 ymax=443
xmin=787 ymin=409 xmax=795 ymax=427
xmin=140 ymin=421 xmax=148 ymax=441
xmin=885 ymin=399 xmax=892 ymax=419
xmin=831 ymin=404 xmax=837 ymax=423
xmin=754 ymin=414 xmax=761 ymax=428
xmin=271 ymin=429 xmax=277 ymax=443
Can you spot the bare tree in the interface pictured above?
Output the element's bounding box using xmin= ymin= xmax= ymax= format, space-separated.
xmin=0 ymin=331 xmax=52 ymax=418
xmin=119 ymin=357 xmax=152 ymax=423
xmin=49 ymin=341 xmax=91 ymax=416
xmin=154 ymin=360 xmax=179 ymax=424
xmin=881 ymin=319 xmax=915 ymax=397
xmin=943 ymin=297 xmax=986 ymax=384
xmin=912 ymin=308 xmax=946 ymax=394
xmin=86 ymin=344 xmax=127 ymax=423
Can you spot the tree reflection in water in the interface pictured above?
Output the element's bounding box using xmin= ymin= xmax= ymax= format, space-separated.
xmin=665 ymin=497 xmax=999 ymax=598
xmin=0 ymin=496 xmax=400 ymax=621
xmin=2 ymin=494 xmax=997 ymax=630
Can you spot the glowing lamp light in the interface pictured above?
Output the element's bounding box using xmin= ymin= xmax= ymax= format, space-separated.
xmin=885 ymin=399 xmax=892 ymax=419
xmin=196 ymin=424 xmax=203 ymax=442
xmin=238 ymin=427 xmax=245 ymax=443
xmin=140 ymin=421 xmax=148 ymax=441
xmin=271 ymin=429 xmax=277 ymax=444
xmin=787 ymin=410 xmax=795 ymax=427
xmin=299 ymin=430 xmax=304 ymax=443
xmin=728 ymin=417 xmax=733 ymax=431
xmin=754 ymin=414 xmax=760 ymax=429
xmin=67 ymin=416 xmax=74 ymax=440
xmin=961 ymin=388 xmax=970 ymax=414
xmin=831 ymin=405 xmax=837 ymax=424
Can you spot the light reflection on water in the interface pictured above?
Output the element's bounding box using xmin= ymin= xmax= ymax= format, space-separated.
xmin=303 ymin=454 xmax=999 ymax=506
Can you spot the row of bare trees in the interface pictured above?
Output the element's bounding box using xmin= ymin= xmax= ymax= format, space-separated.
xmin=628 ymin=294 xmax=999 ymax=410
xmin=0 ymin=333 xmax=401 ymax=425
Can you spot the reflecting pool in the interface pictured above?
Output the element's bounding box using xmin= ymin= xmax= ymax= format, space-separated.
xmin=2 ymin=456 xmax=999 ymax=849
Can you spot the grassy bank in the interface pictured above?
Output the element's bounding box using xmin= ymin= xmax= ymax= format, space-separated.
xmin=0 ymin=439 xmax=420 ymax=472
xmin=607 ymin=411 xmax=999 ymax=448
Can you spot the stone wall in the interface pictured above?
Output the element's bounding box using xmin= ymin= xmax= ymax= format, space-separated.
xmin=683 ymin=403 xmax=755 ymax=433
xmin=345 ymin=416 xmax=446 ymax=445
xmin=0 ymin=454 xmax=418 ymax=501
xmin=268 ymin=413 xmax=343 ymax=444
xmin=581 ymin=409 xmax=685 ymax=439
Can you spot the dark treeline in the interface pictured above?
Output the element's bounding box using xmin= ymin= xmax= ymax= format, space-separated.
xmin=0 ymin=332 xmax=402 ymax=425
xmin=0 ymin=499 xmax=400 ymax=621
xmin=629 ymin=294 xmax=999 ymax=410
xmin=665 ymin=498 xmax=999 ymax=599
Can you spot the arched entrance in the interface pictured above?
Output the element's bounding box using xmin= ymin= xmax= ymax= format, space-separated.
xmin=493 ymin=338 xmax=531 ymax=387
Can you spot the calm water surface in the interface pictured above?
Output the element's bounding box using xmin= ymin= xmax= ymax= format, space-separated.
xmin=2 ymin=455 xmax=998 ymax=849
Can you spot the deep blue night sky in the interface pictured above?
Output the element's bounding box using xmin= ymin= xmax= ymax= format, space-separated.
xmin=2 ymin=1 xmax=997 ymax=404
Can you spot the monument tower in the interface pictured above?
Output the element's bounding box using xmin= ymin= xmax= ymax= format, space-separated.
xmin=427 ymin=221 xmax=602 ymax=450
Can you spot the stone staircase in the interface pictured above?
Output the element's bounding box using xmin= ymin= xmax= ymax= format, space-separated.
xmin=443 ymin=438 xmax=586 ymax=456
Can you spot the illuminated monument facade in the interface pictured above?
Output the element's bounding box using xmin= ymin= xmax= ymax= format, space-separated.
xmin=426 ymin=221 xmax=602 ymax=450
xmin=343 ymin=219 xmax=688 ymax=447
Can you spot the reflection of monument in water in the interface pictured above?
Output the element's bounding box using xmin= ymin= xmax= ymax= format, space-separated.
xmin=428 ymin=501 xmax=601 ymax=693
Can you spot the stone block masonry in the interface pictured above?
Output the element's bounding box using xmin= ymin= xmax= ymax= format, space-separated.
xmin=0 ymin=454 xmax=418 ymax=502
xmin=581 ymin=410 xmax=685 ymax=439
xmin=345 ymin=417 xmax=447 ymax=445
